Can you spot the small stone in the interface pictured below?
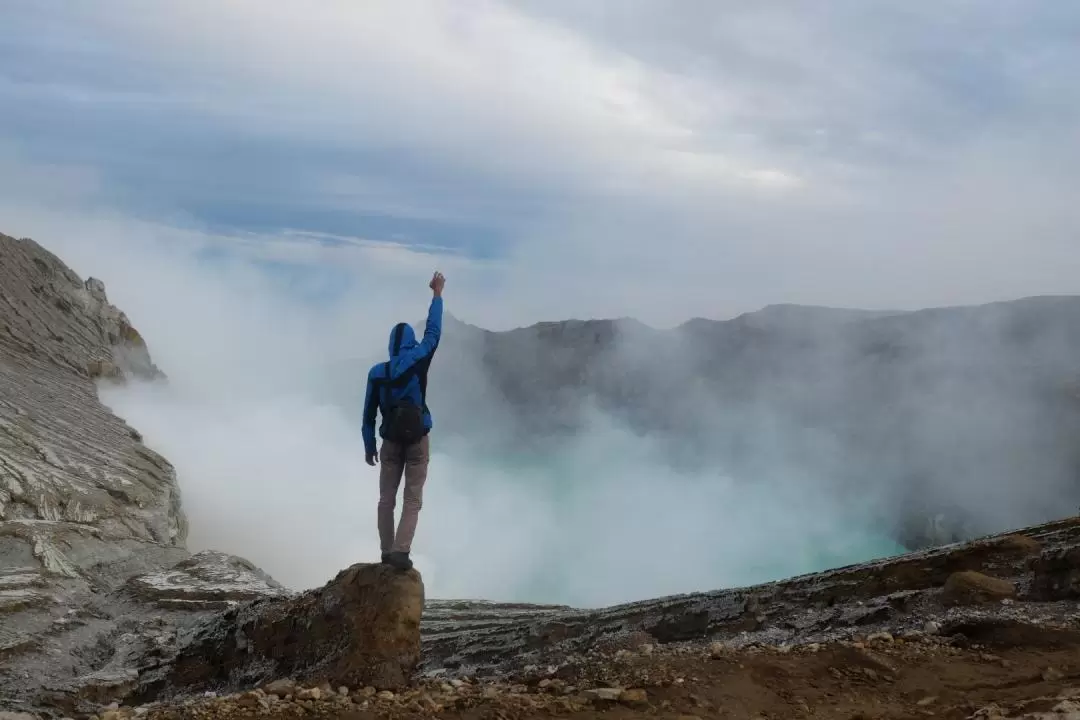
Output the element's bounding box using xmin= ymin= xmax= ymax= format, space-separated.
xmin=376 ymin=690 xmax=395 ymax=701
xmin=917 ymin=696 xmax=937 ymax=706
xmin=1044 ymin=667 xmax=1065 ymax=682
xmin=584 ymin=688 xmax=623 ymax=703
xmin=538 ymin=679 xmax=553 ymax=689
xmin=924 ymin=621 xmax=942 ymax=635
xmin=619 ymin=689 xmax=649 ymax=707
xmin=450 ymin=679 xmax=465 ymax=689
xmin=296 ymin=687 xmax=323 ymax=701
xmin=708 ymin=641 xmax=726 ymax=659
xmin=868 ymin=631 xmax=894 ymax=643
xmin=641 ymin=643 xmax=655 ymax=655
xmin=337 ymin=686 xmax=349 ymax=696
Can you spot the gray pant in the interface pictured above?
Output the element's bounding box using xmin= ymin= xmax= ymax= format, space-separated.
xmin=378 ymin=435 xmax=430 ymax=554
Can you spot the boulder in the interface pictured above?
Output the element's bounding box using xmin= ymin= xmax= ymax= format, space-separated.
xmin=941 ymin=571 xmax=1015 ymax=606
xmin=1029 ymin=548 xmax=1080 ymax=601
xmin=126 ymin=551 xmax=291 ymax=610
xmin=139 ymin=563 xmax=424 ymax=699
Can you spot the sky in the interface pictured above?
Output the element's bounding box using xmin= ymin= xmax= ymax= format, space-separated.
xmin=1 ymin=0 xmax=1078 ymax=329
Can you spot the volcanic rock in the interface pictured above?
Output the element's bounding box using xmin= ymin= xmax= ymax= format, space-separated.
xmin=1029 ymin=547 xmax=1080 ymax=601
xmin=0 ymin=234 xmax=286 ymax=716
xmin=139 ymin=563 xmax=424 ymax=699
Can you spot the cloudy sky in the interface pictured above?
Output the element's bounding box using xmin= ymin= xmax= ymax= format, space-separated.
xmin=1 ymin=0 xmax=1078 ymax=328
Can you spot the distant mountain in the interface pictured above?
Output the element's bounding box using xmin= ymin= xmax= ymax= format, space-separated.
xmin=415 ymin=296 xmax=1080 ymax=550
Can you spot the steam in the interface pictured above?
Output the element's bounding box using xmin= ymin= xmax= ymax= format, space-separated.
xmin=0 ymin=211 xmax=902 ymax=608
xmin=5 ymin=208 xmax=1077 ymax=609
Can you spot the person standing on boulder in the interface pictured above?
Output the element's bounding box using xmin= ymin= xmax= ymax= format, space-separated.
xmin=362 ymin=271 xmax=445 ymax=571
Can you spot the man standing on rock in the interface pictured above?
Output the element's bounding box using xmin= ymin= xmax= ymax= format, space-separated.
xmin=362 ymin=271 xmax=445 ymax=571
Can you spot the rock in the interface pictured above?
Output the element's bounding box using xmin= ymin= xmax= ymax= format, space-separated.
xmin=237 ymin=691 xmax=269 ymax=710
xmin=0 ymin=713 xmax=39 ymax=720
xmin=941 ymin=571 xmax=1015 ymax=606
xmin=583 ymin=688 xmax=623 ymax=703
xmin=139 ymin=564 xmax=422 ymax=698
xmin=619 ymin=688 xmax=649 ymax=707
xmin=295 ymin=687 xmax=323 ymax=701
xmin=924 ymin=621 xmax=942 ymax=635
xmin=1044 ymin=667 xmax=1065 ymax=682
xmin=127 ymin=551 xmax=290 ymax=610
xmin=376 ymin=690 xmax=395 ymax=701
xmin=262 ymin=679 xmax=296 ymax=697
xmin=0 ymin=234 xmax=285 ymax=717
xmin=1030 ymin=548 xmax=1080 ymax=601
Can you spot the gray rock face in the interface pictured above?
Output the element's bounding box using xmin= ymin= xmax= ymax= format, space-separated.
xmin=126 ymin=551 xmax=289 ymax=611
xmin=0 ymin=234 xmax=284 ymax=717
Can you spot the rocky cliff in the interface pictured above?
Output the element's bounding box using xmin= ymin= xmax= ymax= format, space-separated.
xmin=0 ymin=234 xmax=425 ymax=718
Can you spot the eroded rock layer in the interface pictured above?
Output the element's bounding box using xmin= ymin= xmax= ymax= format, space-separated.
xmin=418 ymin=516 xmax=1080 ymax=679
xmin=0 ymin=235 xmax=288 ymax=717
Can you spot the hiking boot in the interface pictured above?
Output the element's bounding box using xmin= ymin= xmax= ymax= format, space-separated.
xmin=381 ymin=552 xmax=391 ymax=564
xmin=386 ymin=551 xmax=413 ymax=571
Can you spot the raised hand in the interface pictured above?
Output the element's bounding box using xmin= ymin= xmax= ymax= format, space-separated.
xmin=429 ymin=271 xmax=446 ymax=296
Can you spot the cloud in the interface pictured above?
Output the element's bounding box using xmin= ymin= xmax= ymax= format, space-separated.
xmin=3 ymin=1 xmax=1079 ymax=327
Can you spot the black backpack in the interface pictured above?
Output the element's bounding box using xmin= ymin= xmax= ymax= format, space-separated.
xmin=379 ymin=361 xmax=428 ymax=445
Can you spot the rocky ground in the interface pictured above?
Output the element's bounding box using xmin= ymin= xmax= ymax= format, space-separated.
xmin=5 ymin=514 xmax=1074 ymax=720
xmin=69 ymin=618 xmax=1080 ymax=719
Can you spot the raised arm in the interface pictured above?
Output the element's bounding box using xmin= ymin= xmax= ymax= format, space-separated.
xmin=394 ymin=272 xmax=445 ymax=374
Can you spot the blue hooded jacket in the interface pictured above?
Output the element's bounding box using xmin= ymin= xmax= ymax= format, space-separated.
xmin=362 ymin=296 xmax=443 ymax=455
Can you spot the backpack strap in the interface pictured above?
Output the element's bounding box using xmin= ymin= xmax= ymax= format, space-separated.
xmin=374 ymin=360 xmax=423 ymax=411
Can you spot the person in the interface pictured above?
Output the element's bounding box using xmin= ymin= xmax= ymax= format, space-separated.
xmin=362 ymin=271 xmax=445 ymax=571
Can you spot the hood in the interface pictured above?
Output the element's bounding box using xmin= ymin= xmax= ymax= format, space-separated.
xmin=388 ymin=322 xmax=417 ymax=357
